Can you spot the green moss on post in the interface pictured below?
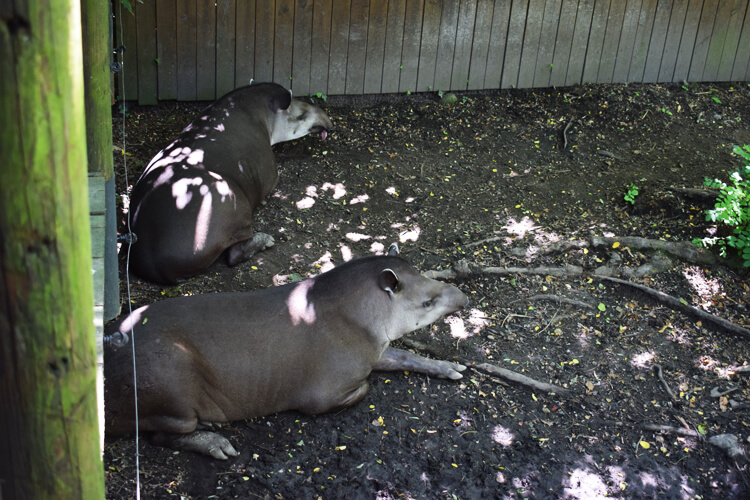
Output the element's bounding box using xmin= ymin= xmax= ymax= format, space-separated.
xmin=0 ymin=1 xmax=105 ymax=499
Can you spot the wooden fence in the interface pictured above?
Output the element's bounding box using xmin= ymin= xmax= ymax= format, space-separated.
xmin=116 ymin=0 xmax=750 ymax=105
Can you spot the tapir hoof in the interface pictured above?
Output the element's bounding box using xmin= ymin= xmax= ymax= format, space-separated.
xmin=227 ymin=232 xmax=275 ymax=266
xmin=153 ymin=430 xmax=239 ymax=460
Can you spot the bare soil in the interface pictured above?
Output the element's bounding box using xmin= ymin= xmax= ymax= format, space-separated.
xmin=106 ymin=82 xmax=750 ymax=499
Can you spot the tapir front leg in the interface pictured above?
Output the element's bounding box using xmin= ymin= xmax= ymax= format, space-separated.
xmin=151 ymin=431 xmax=240 ymax=460
xmin=375 ymin=346 xmax=466 ymax=380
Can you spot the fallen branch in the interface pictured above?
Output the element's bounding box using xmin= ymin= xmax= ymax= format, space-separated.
xmin=474 ymin=363 xmax=570 ymax=396
xmin=653 ymin=364 xmax=676 ymax=401
xmin=641 ymin=423 xmax=702 ymax=438
xmin=562 ymin=118 xmax=574 ymax=150
xmin=423 ymin=262 xmax=583 ymax=280
xmin=519 ymin=294 xmax=597 ymax=310
xmin=599 ymin=276 xmax=750 ymax=339
xmin=589 ymin=236 xmax=720 ymax=266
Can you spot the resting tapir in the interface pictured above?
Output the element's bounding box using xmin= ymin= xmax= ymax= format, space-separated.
xmin=128 ymin=82 xmax=333 ymax=284
xmin=105 ymin=245 xmax=467 ymax=459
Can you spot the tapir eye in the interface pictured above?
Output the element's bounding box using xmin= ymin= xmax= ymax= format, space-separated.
xmin=422 ymin=299 xmax=434 ymax=308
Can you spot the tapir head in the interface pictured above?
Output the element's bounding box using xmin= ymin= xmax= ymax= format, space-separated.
xmin=376 ymin=244 xmax=468 ymax=341
xmin=268 ymin=88 xmax=333 ymax=145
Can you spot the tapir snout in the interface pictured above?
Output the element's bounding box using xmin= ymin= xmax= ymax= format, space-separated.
xmin=127 ymin=82 xmax=333 ymax=284
xmin=105 ymin=248 xmax=468 ymax=459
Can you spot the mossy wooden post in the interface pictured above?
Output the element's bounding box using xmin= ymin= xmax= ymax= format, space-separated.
xmin=81 ymin=0 xmax=117 ymax=457
xmin=0 ymin=0 xmax=105 ymax=499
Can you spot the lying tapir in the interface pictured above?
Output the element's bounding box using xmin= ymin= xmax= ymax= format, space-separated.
xmin=104 ymin=245 xmax=467 ymax=459
xmin=128 ymin=82 xmax=333 ymax=284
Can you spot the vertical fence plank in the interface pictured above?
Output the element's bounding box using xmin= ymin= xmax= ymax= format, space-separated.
xmin=612 ymin=0 xmax=642 ymax=83
xmin=643 ymin=0 xmax=672 ymax=83
xmin=235 ymin=0 xmax=256 ymax=87
xmin=688 ymin=0 xmax=719 ymax=81
xmin=731 ymin=0 xmax=750 ymax=80
xmin=582 ymin=0 xmax=610 ymax=84
xmin=598 ymin=0 xmax=625 ymax=83
xmin=434 ymin=0 xmax=459 ymax=91
xmin=176 ymin=0 xmax=197 ymax=100
xmin=517 ymin=0 xmax=543 ymax=88
xmin=417 ymin=0 xmax=441 ymax=91
xmin=382 ymin=0 xmax=406 ymax=93
xmin=311 ymin=0 xmax=332 ymax=94
xmin=628 ymin=0 xmax=657 ymax=82
xmin=196 ymin=0 xmax=217 ymax=99
xmin=566 ymin=0 xmax=594 ymax=85
xmin=293 ymin=0 xmax=314 ymax=95
xmin=716 ymin=0 xmax=747 ymax=81
xmin=216 ymin=0 xmax=236 ymax=97
xmin=467 ymin=0 xmax=495 ymax=90
xmin=400 ymin=0 xmax=425 ymax=92
xmin=364 ymin=0 xmax=388 ymax=94
xmin=345 ymin=0 xmax=369 ymax=94
xmin=449 ymin=0 xmax=477 ymax=91
xmin=329 ymin=0 xmax=350 ymax=95
xmin=274 ymin=0 xmax=294 ymax=86
xmin=136 ymin=0 xmax=158 ymax=105
xmin=156 ymin=0 xmax=178 ymax=100
xmin=483 ymin=0 xmax=510 ymax=88
xmin=703 ymin=0 xmax=733 ymax=81
xmin=657 ymin=0 xmax=688 ymax=82
xmin=535 ymin=0 xmax=562 ymax=87
xmin=119 ymin=1 xmax=139 ymax=101
xmin=502 ymin=0 xmax=528 ymax=88
xmin=255 ymin=1 xmax=276 ymax=83
xmin=550 ymin=0 xmax=578 ymax=86
xmin=381 ymin=0 xmax=406 ymax=94
xmin=673 ymin=0 xmax=702 ymax=81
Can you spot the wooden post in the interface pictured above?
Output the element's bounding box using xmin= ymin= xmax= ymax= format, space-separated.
xmin=0 ymin=0 xmax=105 ymax=498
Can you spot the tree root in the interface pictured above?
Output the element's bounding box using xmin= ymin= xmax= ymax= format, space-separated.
xmin=589 ymin=236 xmax=720 ymax=267
xmin=599 ymin=276 xmax=750 ymax=339
xmin=473 ymin=362 xmax=570 ymax=396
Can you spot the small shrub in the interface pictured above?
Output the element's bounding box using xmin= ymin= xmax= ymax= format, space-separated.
xmin=624 ymin=183 xmax=639 ymax=204
xmin=693 ymin=144 xmax=750 ymax=266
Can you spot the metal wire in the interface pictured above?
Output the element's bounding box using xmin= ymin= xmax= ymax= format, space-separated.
xmin=116 ymin=2 xmax=140 ymax=497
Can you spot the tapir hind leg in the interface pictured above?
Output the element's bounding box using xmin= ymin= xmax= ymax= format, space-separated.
xmin=227 ymin=232 xmax=275 ymax=266
xmin=375 ymin=346 xmax=466 ymax=380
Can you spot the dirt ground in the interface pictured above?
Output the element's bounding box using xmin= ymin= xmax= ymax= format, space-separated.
xmin=105 ymin=82 xmax=750 ymax=499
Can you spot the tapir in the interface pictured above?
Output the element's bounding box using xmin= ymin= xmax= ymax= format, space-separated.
xmin=128 ymin=82 xmax=333 ymax=284
xmin=104 ymin=245 xmax=468 ymax=459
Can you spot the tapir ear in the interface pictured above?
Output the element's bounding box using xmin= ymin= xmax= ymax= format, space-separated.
xmin=387 ymin=243 xmax=399 ymax=256
xmin=379 ymin=268 xmax=400 ymax=298
xmin=269 ymin=91 xmax=292 ymax=112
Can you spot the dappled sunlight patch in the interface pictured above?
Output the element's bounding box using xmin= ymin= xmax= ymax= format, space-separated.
xmin=311 ymin=251 xmax=335 ymax=274
xmin=385 ymin=186 xmax=398 ymax=197
xmin=321 ymin=182 xmax=346 ymax=199
xmin=346 ymin=232 xmax=372 ymax=242
xmin=446 ymin=315 xmax=470 ymax=339
xmin=502 ymin=216 xmax=539 ymax=239
xmin=563 ymin=467 xmax=608 ymax=498
xmin=491 ymin=425 xmax=515 ymax=447
xmin=193 ymin=185 xmax=212 ymax=252
xmin=466 ymin=309 xmax=492 ymax=334
xmin=369 ymin=241 xmax=386 ymax=254
xmin=630 ymin=351 xmax=655 ymax=369
xmin=339 ymin=244 xmax=353 ymax=262
xmin=350 ymin=194 xmax=370 ymax=205
xmin=286 ymin=280 xmax=317 ymax=326
xmin=666 ymin=324 xmax=692 ymax=345
xmin=683 ymin=266 xmax=723 ymax=311
xmin=696 ymin=355 xmax=720 ymax=371
xmin=399 ymin=225 xmax=421 ymax=243
xmin=296 ymin=185 xmax=319 ymax=209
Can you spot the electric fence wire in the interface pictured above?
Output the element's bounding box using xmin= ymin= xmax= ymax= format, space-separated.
xmin=116 ymin=2 xmax=141 ymax=498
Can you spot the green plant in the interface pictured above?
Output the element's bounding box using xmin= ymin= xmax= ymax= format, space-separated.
xmin=624 ymin=183 xmax=639 ymax=204
xmin=694 ymin=144 xmax=750 ymax=266
xmin=310 ymin=92 xmax=327 ymax=103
